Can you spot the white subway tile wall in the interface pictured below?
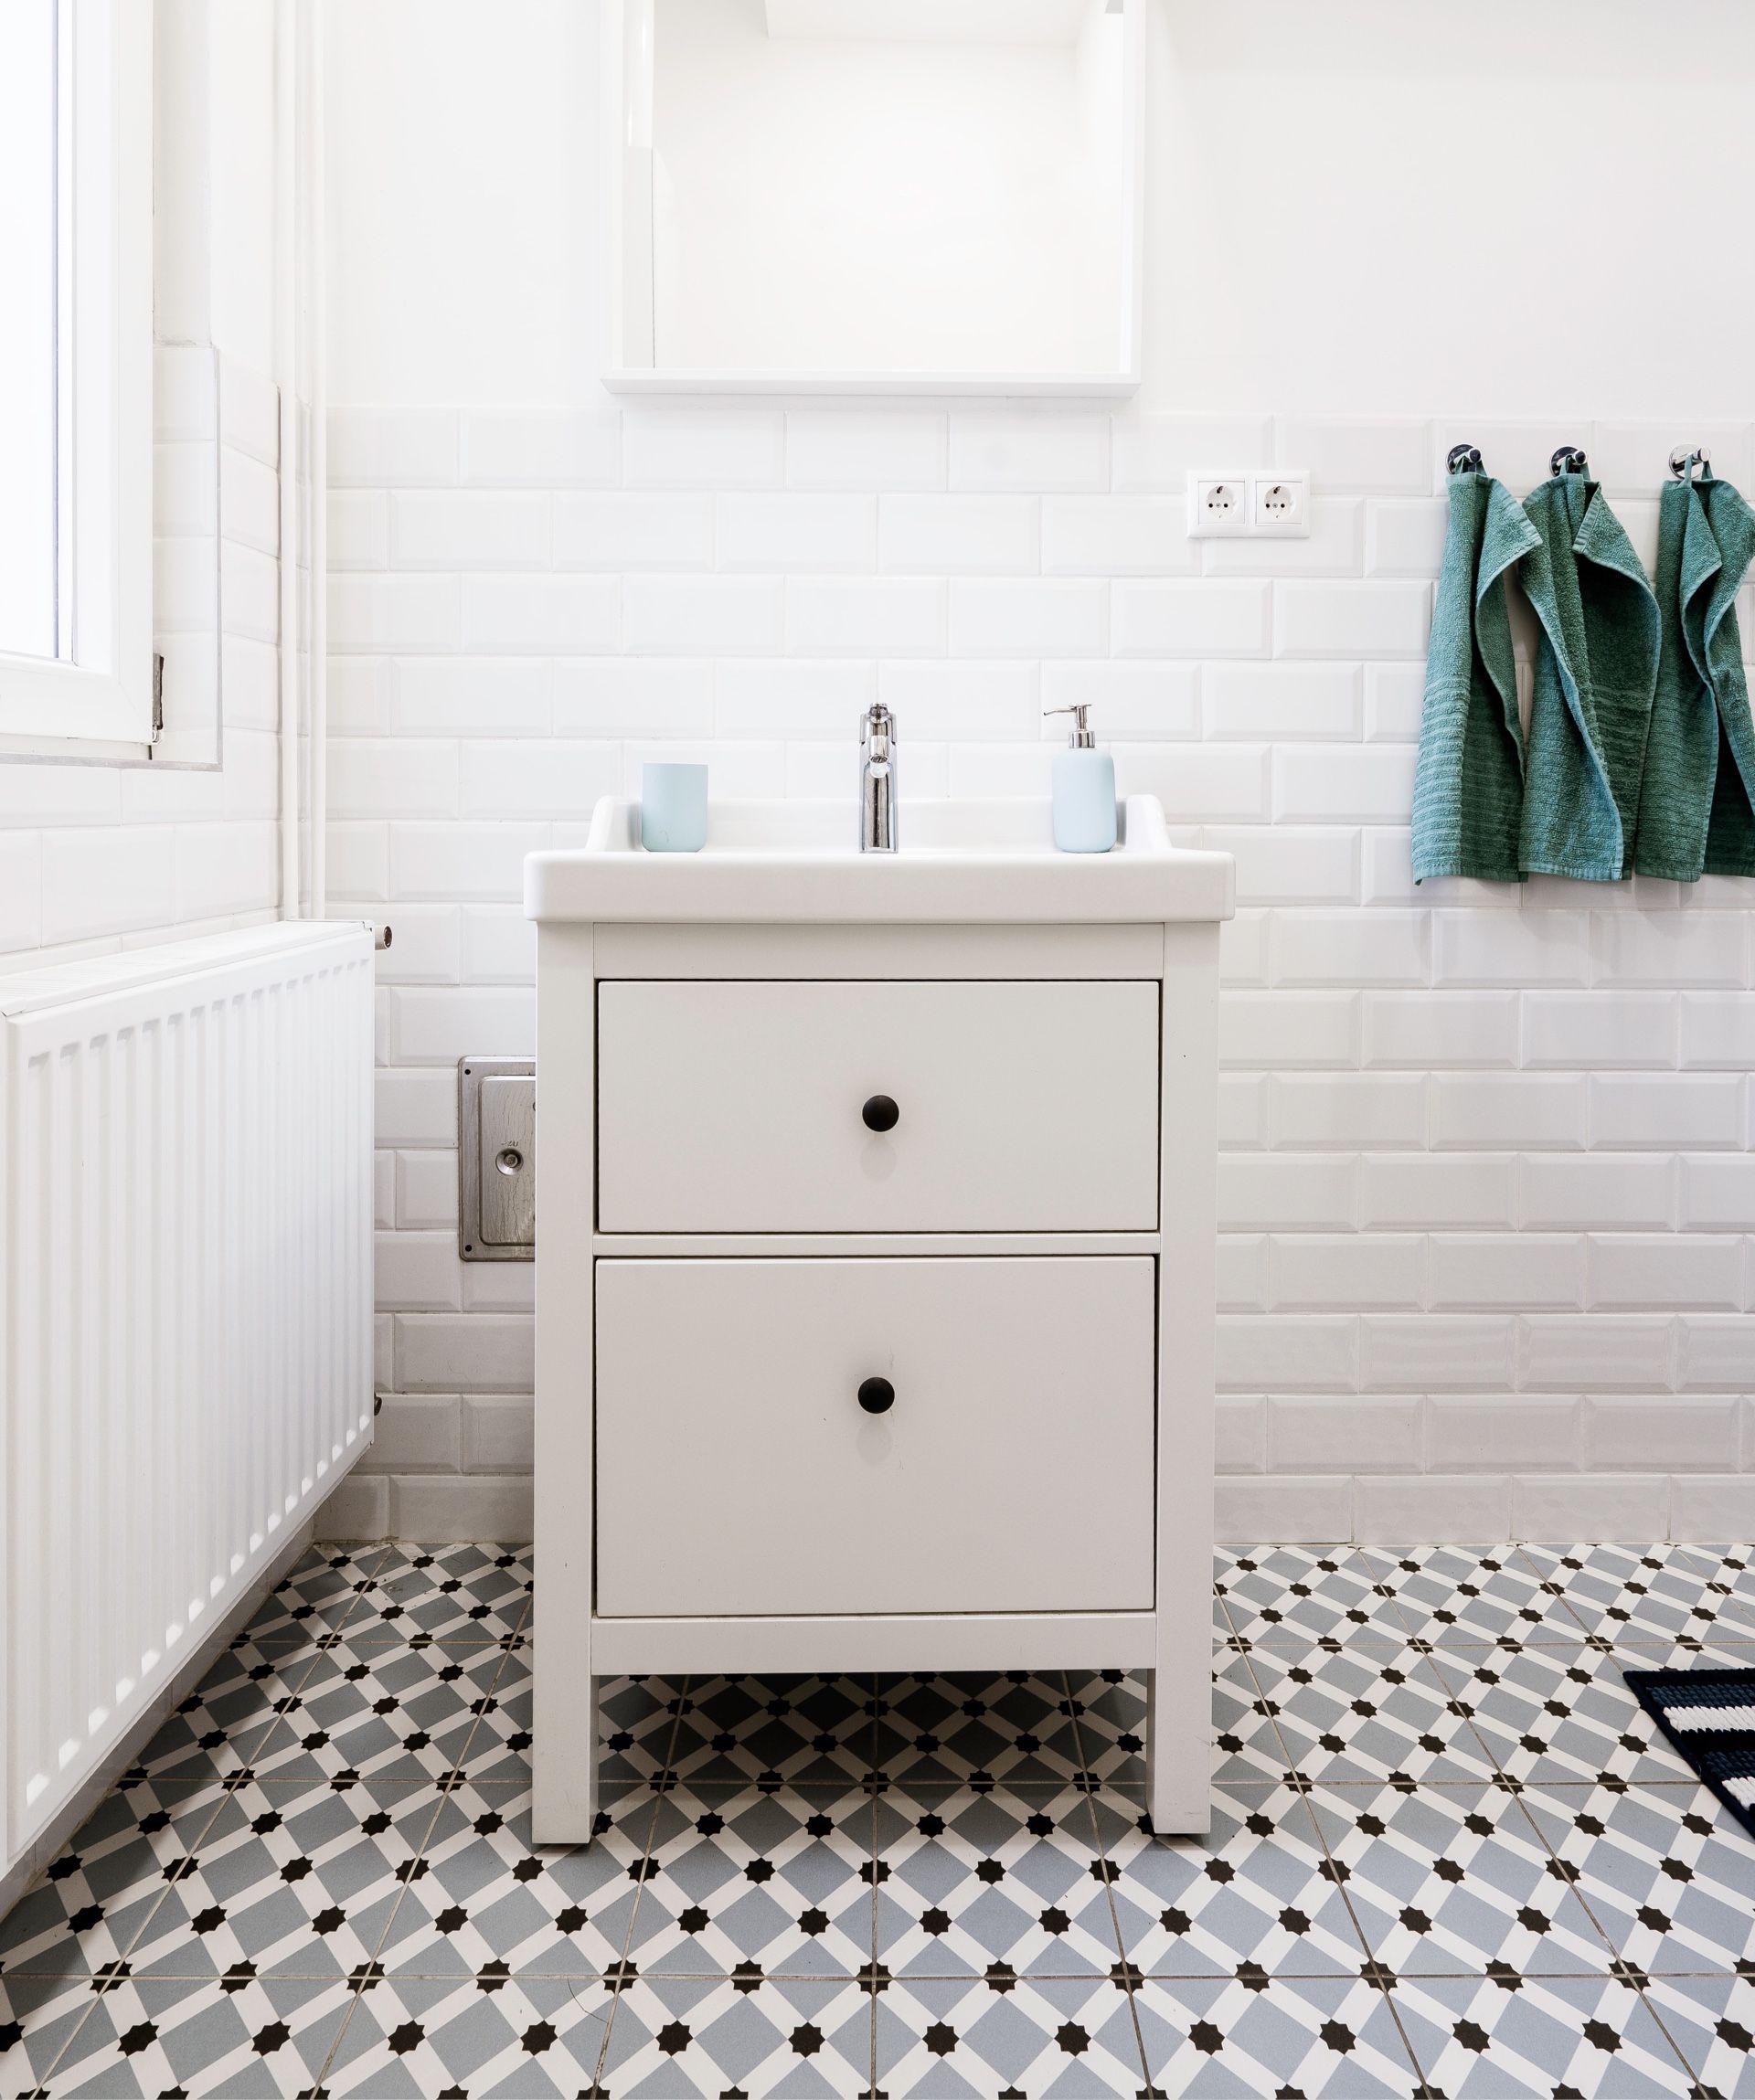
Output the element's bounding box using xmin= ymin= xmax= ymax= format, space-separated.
xmin=330 ymin=410 xmax=1755 ymax=1544
xmin=5 ymin=350 xmax=285 ymax=967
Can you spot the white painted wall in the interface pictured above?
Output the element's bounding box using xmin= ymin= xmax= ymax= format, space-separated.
xmin=206 ymin=0 xmax=280 ymax=372
xmin=328 ymin=0 xmax=1755 ymax=415
xmin=323 ymin=0 xmax=1755 ymax=1547
xmin=641 ymin=0 xmax=1125 ymax=373
xmin=0 ymin=0 xmax=288 ymax=965
xmin=325 ymin=0 xmax=595 ymax=408
xmin=1146 ymin=1 xmax=1755 ymax=419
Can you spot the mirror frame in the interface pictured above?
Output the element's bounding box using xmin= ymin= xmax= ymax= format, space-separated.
xmin=598 ymin=0 xmax=1145 ymax=398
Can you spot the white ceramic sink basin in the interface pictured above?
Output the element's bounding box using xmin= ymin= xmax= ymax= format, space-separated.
xmin=525 ymin=795 xmax=1234 ymax=923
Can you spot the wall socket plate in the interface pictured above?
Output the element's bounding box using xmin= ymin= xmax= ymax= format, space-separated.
xmin=1187 ymin=468 xmax=1311 ymax=539
xmin=1251 ymin=470 xmax=1309 ymax=537
xmin=1186 ymin=472 xmax=1250 ymax=537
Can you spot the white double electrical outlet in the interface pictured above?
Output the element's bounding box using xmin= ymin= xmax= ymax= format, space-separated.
xmin=1187 ymin=469 xmax=1310 ymax=539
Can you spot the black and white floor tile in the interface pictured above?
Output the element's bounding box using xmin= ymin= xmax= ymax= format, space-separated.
xmin=9 ymin=1538 xmax=1755 ymax=2095
xmin=874 ymin=1786 xmax=1122 ymax=1984
xmin=1373 ymin=1544 xmax=1592 ymax=1651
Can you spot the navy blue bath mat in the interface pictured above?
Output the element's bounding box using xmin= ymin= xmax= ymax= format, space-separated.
xmin=1622 ymin=1665 xmax=1755 ymax=1839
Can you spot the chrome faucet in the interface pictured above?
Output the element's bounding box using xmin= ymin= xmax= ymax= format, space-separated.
xmin=859 ymin=702 xmax=898 ymax=852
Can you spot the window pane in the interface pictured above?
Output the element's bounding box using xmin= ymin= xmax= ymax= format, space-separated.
xmin=0 ymin=0 xmax=58 ymax=662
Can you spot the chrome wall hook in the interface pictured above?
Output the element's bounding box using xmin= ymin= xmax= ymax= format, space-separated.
xmin=1550 ymin=444 xmax=1590 ymax=477
xmin=1669 ymin=447 xmax=1711 ymax=482
xmin=1446 ymin=443 xmax=1484 ymax=477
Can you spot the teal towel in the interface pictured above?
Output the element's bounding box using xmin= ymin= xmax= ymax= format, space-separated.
xmin=1633 ymin=471 xmax=1755 ymax=879
xmin=1410 ymin=472 xmax=1540 ymax=883
xmin=1517 ymin=472 xmax=1661 ymax=881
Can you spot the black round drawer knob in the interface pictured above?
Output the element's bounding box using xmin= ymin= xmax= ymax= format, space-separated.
xmin=862 ymin=1094 xmax=899 ymax=1132
xmin=857 ymin=1376 xmax=895 ymax=1415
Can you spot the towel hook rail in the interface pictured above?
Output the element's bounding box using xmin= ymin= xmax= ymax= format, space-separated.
xmin=1669 ymin=447 xmax=1711 ymax=482
xmin=1446 ymin=443 xmax=1484 ymax=477
xmin=1550 ymin=444 xmax=1590 ymax=477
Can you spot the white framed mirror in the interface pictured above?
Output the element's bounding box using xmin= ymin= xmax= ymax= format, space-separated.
xmin=601 ymin=0 xmax=1144 ymax=396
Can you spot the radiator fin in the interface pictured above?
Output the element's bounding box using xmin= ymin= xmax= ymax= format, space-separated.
xmin=2 ymin=924 xmax=374 ymax=1866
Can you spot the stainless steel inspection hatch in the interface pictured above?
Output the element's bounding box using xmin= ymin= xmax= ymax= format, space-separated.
xmin=459 ymin=1057 xmax=535 ymax=1259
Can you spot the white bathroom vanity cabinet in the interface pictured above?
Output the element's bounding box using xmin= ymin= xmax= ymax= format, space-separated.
xmin=525 ymin=796 xmax=1233 ymax=1840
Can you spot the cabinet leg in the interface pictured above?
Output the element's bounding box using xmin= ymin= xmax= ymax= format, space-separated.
xmin=533 ymin=1672 xmax=600 ymax=1847
xmin=1143 ymin=1665 xmax=1211 ymax=1838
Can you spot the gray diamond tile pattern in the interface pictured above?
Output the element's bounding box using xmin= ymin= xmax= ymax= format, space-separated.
xmin=6 ymin=1538 xmax=1753 ymax=2095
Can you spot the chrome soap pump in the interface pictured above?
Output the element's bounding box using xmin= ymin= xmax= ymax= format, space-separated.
xmin=1043 ymin=702 xmax=1116 ymax=854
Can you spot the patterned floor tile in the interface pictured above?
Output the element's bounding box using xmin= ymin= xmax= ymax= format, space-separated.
xmin=19 ymin=1537 xmax=1755 ymax=2097
xmin=128 ymin=1638 xmax=323 ymax=1787
xmin=1060 ymin=1653 xmax=1292 ymax=1794
xmin=873 ymin=1787 xmax=1121 ymax=1982
xmin=592 ymin=1672 xmax=689 ymax=1787
xmin=324 ymin=1974 xmax=611 ymax=2096
xmin=1063 ymin=1670 xmax=1150 ymax=1785
xmin=874 ymin=1973 xmax=1144 ymax=2098
xmin=669 ymin=1674 xmax=878 ymax=1787
xmin=1132 ymin=1973 xmax=1421 ymax=2098
xmin=1670 ymin=1546 xmax=1755 ymax=1639
xmin=598 ymin=1974 xmax=871 ymax=2096
xmin=439 ymin=1638 xmax=535 ymax=1787
xmin=1375 ymin=1545 xmax=1589 ymax=1649
xmin=29 ymin=1971 xmax=356 ymax=2099
xmin=1391 ymin=1971 xmax=1696 ymax=2097
xmin=347 ymin=1541 xmax=534 ymax=1644
xmin=1218 ymin=1546 xmax=1409 ymax=1649
xmin=1431 ymin=1641 xmax=1699 ymax=1786
xmin=1303 ymin=1779 xmax=1617 ymax=1978
xmin=0 ymin=1776 xmax=228 ymax=1978
xmin=1247 ymin=1634 xmax=1501 ymax=1787
xmin=479 ymin=1664 xmax=688 ymax=1789
xmin=1516 ymin=1780 xmax=1755 ymax=1975
xmin=1097 ymin=1783 xmax=1368 ymax=1979
xmin=383 ymin=1780 xmax=657 ymax=1978
xmin=122 ymin=1777 xmax=443 ymax=1981
xmin=0 ymin=1968 xmax=111 ymax=2095
xmin=1641 ymin=1972 xmax=1755 ymax=2098
xmin=1518 ymin=1542 xmax=1755 ymax=1648
xmin=241 ymin=1543 xmax=391 ymax=1646
xmin=872 ymin=1672 xmax=1090 ymax=1787
xmin=247 ymin=1639 xmax=512 ymax=1786
xmin=632 ymin=1785 xmax=876 ymax=1980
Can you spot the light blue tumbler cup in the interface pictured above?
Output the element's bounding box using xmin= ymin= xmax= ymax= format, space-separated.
xmin=640 ymin=763 xmax=707 ymax=852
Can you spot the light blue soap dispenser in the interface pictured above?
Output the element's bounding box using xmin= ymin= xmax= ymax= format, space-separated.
xmin=1044 ymin=702 xmax=1116 ymax=853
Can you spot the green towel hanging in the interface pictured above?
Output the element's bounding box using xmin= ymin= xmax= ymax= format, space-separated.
xmin=1517 ymin=455 xmax=1661 ymax=881
xmin=1410 ymin=460 xmax=1540 ymax=883
xmin=1633 ymin=463 xmax=1755 ymax=879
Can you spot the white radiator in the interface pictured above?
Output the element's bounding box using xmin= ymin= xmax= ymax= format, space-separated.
xmin=0 ymin=922 xmax=374 ymax=1874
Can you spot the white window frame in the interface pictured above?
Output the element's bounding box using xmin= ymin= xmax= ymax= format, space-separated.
xmin=0 ymin=0 xmax=154 ymax=752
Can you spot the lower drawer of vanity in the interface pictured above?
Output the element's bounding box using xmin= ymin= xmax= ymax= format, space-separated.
xmin=593 ymin=1256 xmax=1156 ymax=1618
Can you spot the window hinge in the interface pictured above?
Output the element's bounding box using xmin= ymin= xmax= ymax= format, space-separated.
xmin=149 ymin=652 xmax=165 ymax=752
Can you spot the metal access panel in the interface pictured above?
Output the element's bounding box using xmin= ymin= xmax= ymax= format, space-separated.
xmin=459 ymin=1057 xmax=535 ymax=1259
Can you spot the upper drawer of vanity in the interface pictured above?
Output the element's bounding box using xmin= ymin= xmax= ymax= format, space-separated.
xmin=596 ymin=980 xmax=1160 ymax=1234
